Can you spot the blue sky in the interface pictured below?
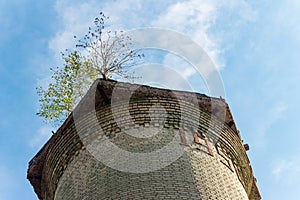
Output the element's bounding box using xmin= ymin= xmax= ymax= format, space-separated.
xmin=1 ymin=0 xmax=300 ymax=199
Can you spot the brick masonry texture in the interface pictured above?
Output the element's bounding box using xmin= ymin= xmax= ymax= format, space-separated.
xmin=27 ymin=79 xmax=261 ymax=200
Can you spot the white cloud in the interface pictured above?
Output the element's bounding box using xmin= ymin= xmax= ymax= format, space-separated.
xmin=270 ymin=103 xmax=288 ymax=120
xmin=46 ymin=0 xmax=254 ymax=93
xmin=161 ymin=53 xmax=206 ymax=89
xmin=272 ymin=1 xmax=300 ymax=44
xmin=129 ymin=64 xmax=194 ymax=91
xmin=272 ymin=156 xmax=300 ymax=184
xmin=150 ymin=0 xmax=255 ymax=68
xmin=162 ymin=53 xmax=195 ymax=78
xmin=50 ymin=0 xmax=254 ymax=64
xmin=250 ymin=102 xmax=287 ymax=148
xmin=182 ymin=67 xmax=197 ymax=79
xmin=50 ymin=0 xmax=162 ymax=53
xmin=29 ymin=125 xmax=53 ymax=148
xmin=151 ymin=0 xmax=220 ymax=68
xmin=49 ymin=1 xmax=101 ymax=58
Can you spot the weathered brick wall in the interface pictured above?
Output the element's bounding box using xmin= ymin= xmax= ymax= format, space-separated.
xmin=27 ymin=79 xmax=261 ymax=200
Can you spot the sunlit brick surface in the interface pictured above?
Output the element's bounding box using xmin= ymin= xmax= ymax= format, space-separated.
xmin=28 ymin=79 xmax=260 ymax=200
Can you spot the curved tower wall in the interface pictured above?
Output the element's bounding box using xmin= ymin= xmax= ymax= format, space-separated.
xmin=27 ymin=79 xmax=261 ymax=200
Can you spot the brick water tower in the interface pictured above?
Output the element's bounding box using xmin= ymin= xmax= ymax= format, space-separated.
xmin=27 ymin=79 xmax=261 ymax=199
